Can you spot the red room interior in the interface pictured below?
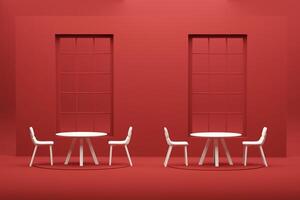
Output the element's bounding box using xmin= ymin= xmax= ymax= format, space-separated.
xmin=0 ymin=0 xmax=300 ymax=199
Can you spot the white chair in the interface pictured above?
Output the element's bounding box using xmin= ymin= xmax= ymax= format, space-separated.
xmin=29 ymin=127 xmax=54 ymax=167
xmin=163 ymin=127 xmax=189 ymax=167
xmin=108 ymin=126 xmax=133 ymax=166
xmin=243 ymin=127 xmax=268 ymax=167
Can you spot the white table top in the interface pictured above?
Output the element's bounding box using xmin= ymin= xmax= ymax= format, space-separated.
xmin=56 ymin=132 xmax=107 ymax=138
xmin=190 ymin=132 xmax=242 ymax=138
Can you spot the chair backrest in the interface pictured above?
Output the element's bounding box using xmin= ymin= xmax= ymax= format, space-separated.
xmin=125 ymin=126 xmax=133 ymax=145
xmin=164 ymin=127 xmax=172 ymax=145
xmin=258 ymin=127 xmax=268 ymax=145
xmin=29 ymin=127 xmax=38 ymax=145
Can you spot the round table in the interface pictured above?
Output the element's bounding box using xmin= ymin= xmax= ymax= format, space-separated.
xmin=56 ymin=132 xmax=107 ymax=167
xmin=190 ymin=132 xmax=242 ymax=167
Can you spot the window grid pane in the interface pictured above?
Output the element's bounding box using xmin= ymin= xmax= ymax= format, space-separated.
xmin=56 ymin=35 xmax=113 ymax=134
xmin=189 ymin=35 xmax=247 ymax=134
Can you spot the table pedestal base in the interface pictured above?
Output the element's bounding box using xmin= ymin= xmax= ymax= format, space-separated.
xmin=64 ymin=138 xmax=99 ymax=167
xmin=199 ymin=138 xmax=233 ymax=167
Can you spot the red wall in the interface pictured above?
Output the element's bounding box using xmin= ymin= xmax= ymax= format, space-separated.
xmin=15 ymin=16 xmax=286 ymax=156
xmin=0 ymin=0 xmax=300 ymax=155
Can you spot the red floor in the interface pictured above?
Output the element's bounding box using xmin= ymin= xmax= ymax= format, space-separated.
xmin=1 ymin=156 xmax=300 ymax=200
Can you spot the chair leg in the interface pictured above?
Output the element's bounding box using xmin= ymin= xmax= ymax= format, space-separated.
xmin=125 ymin=145 xmax=133 ymax=167
xmin=184 ymin=146 xmax=188 ymax=166
xmin=259 ymin=146 xmax=268 ymax=167
xmin=243 ymin=145 xmax=248 ymax=166
xmin=49 ymin=145 xmax=53 ymax=166
xmin=164 ymin=146 xmax=172 ymax=167
xmin=109 ymin=145 xmax=113 ymax=166
xmin=29 ymin=145 xmax=38 ymax=167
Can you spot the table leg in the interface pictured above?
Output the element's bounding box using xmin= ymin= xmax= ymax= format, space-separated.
xmin=86 ymin=138 xmax=99 ymax=165
xmin=49 ymin=145 xmax=53 ymax=166
xmin=64 ymin=138 xmax=76 ymax=165
xmin=214 ymin=139 xmax=219 ymax=167
xmin=221 ymin=138 xmax=233 ymax=165
xmin=199 ymin=139 xmax=211 ymax=165
xmin=79 ymin=138 xmax=84 ymax=167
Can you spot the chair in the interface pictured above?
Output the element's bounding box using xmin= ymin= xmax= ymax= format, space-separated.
xmin=163 ymin=127 xmax=188 ymax=167
xmin=108 ymin=126 xmax=133 ymax=166
xmin=243 ymin=127 xmax=268 ymax=167
xmin=29 ymin=127 xmax=54 ymax=167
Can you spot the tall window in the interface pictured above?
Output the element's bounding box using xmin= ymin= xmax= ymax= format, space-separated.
xmin=189 ymin=34 xmax=247 ymax=133
xmin=56 ymin=35 xmax=113 ymax=134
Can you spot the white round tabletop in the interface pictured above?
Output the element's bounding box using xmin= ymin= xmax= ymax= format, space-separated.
xmin=56 ymin=132 xmax=107 ymax=138
xmin=190 ymin=132 xmax=242 ymax=138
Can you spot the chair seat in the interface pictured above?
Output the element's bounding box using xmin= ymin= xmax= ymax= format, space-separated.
xmin=170 ymin=141 xmax=188 ymax=146
xmin=242 ymin=141 xmax=261 ymax=145
xmin=108 ymin=140 xmax=126 ymax=145
xmin=36 ymin=141 xmax=54 ymax=145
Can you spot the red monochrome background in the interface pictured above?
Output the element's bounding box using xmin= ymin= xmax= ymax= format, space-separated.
xmin=0 ymin=0 xmax=299 ymax=157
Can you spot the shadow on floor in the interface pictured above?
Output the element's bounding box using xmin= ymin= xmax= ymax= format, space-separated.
xmin=33 ymin=162 xmax=130 ymax=171
xmin=167 ymin=162 xmax=265 ymax=171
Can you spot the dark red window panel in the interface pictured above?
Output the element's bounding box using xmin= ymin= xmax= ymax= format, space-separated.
xmin=189 ymin=34 xmax=247 ymax=134
xmin=56 ymin=35 xmax=113 ymax=134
